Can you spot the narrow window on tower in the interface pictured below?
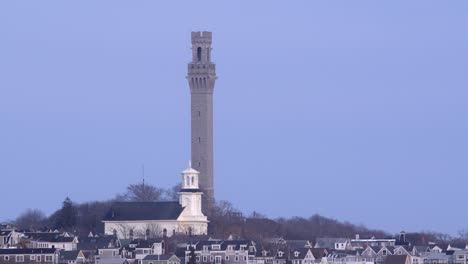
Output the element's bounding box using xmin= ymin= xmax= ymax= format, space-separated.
xmin=198 ymin=162 xmax=201 ymax=167
xmin=198 ymin=137 xmax=201 ymax=143
xmin=197 ymin=47 xmax=202 ymax=62
xmin=198 ymin=111 xmax=201 ymax=116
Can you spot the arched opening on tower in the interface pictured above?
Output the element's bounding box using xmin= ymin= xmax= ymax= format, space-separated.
xmin=197 ymin=47 xmax=202 ymax=62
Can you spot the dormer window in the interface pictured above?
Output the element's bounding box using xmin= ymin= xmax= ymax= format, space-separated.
xmin=278 ymin=252 xmax=283 ymax=257
xmin=294 ymin=252 xmax=299 ymax=257
xmin=203 ymin=245 xmax=209 ymax=251
xmin=212 ymin=245 xmax=220 ymax=250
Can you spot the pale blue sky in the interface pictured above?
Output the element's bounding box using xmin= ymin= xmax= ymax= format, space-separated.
xmin=1 ymin=1 xmax=467 ymax=235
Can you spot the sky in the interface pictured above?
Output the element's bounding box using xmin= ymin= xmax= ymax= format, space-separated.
xmin=0 ymin=1 xmax=467 ymax=236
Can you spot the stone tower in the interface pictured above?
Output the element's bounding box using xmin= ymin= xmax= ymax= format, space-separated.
xmin=187 ymin=31 xmax=217 ymax=210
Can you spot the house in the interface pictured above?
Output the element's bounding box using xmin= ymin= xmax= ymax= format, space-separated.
xmin=58 ymin=250 xmax=87 ymax=264
xmin=22 ymin=232 xmax=78 ymax=251
xmin=323 ymin=251 xmax=373 ymax=264
xmin=95 ymin=248 xmax=125 ymax=264
xmin=421 ymin=252 xmax=450 ymax=264
xmin=289 ymin=248 xmax=316 ymax=264
xmin=183 ymin=240 xmax=256 ymax=264
xmin=351 ymin=235 xmax=396 ymax=250
xmin=142 ymin=254 xmax=180 ymax=264
xmin=127 ymin=239 xmax=165 ymax=262
xmin=103 ymin=165 xmax=208 ymax=239
xmin=0 ymin=248 xmax=59 ymax=264
xmin=447 ymin=250 xmax=468 ymax=264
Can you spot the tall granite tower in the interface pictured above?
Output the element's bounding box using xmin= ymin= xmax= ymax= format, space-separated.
xmin=187 ymin=31 xmax=217 ymax=210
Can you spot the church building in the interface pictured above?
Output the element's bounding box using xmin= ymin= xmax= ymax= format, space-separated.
xmin=102 ymin=164 xmax=208 ymax=239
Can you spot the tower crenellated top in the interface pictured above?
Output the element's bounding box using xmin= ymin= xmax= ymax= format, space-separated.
xmin=191 ymin=31 xmax=212 ymax=43
xmin=190 ymin=31 xmax=214 ymax=64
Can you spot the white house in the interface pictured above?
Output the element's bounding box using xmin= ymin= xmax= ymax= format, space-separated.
xmin=103 ymin=164 xmax=208 ymax=239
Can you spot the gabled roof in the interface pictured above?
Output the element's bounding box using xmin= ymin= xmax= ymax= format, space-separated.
xmin=0 ymin=230 xmax=12 ymax=236
xmin=59 ymin=250 xmax=82 ymax=261
xmin=23 ymin=232 xmax=76 ymax=243
xmin=78 ymin=235 xmax=118 ymax=250
xmin=384 ymin=255 xmax=408 ymax=264
xmin=290 ymin=248 xmax=312 ymax=260
xmin=143 ymin=254 xmax=179 ymax=261
xmin=130 ymin=239 xmax=164 ymax=248
xmin=310 ymin=248 xmax=328 ymax=259
xmin=103 ymin=202 xmax=184 ymax=221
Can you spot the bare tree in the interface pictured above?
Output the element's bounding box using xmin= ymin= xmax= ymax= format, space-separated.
xmin=15 ymin=209 xmax=47 ymax=231
xmin=163 ymin=183 xmax=182 ymax=201
xmin=114 ymin=223 xmax=133 ymax=239
xmin=116 ymin=183 xmax=164 ymax=202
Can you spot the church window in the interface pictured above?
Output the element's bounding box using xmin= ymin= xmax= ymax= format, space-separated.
xmin=129 ymin=229 xmax=134 ymax=240
xmin=163 ymin=228 xmax=167 ymax=237
xmin=146 ymin=229 xmax=150 ymax=238
xmin=113 ymin=229 xmax=117 ymax=237
xmin=197 ymin=47 xmax=202 ymax=62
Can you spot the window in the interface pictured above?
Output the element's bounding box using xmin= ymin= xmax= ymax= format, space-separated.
xmin=31 ymin=256 xmax=36 ymax=260
xmin=37 ymin=256 xmax=41 ymax=262
xmin=215 ymin=256 xmax=222 ymax=264
xmin=382 ymin=250 xmax=387 ymax=256
xmin=203 ymin=256 xmax=207 ymax=262
xmin=16 ymin=255 xmax=24 ymax=262
xmin=235 ymin=256 xmax=239 ymax=262
xmin=129 ymin=229 xmax=134 ymax=239
xmin=197 ymin=47 xmax=202 ymax=62
xmin=243 ymin=256 xmax=247 ymax=261
xmin=45 ymin=256 xmax=53 ymax=262
xmin=196 ymin=256 xmax=200 ymax=262
xmin=113 ymin=230 xmax=117 ymax=236
xmin=210 ymin=256 xmax=214 ymax=261
xmin=225 ymin=256 xmax=230 ymax=261
xmin=5 ymin=256 xmax=9 ymax=261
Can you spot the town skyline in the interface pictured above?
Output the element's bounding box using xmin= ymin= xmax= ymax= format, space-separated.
xmin=1 ymin=1 xmax=467 ymax=236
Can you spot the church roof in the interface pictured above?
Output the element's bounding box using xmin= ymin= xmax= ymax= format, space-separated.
xmin=182 ymin=167 xmax=199 ymax=174
xmin=103 ymin=202 xmax=184 ymax=221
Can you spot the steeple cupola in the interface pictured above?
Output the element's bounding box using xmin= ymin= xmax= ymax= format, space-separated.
xmin=181 ymin=161 xmax=200 ymax=190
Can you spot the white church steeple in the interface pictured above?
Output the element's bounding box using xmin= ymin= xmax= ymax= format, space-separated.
xmin=178 ymin=162 xmax=207 ymax=222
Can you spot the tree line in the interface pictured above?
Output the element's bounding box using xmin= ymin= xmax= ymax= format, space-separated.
xmin=10 ymin=182 xmax=468 ymax=247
